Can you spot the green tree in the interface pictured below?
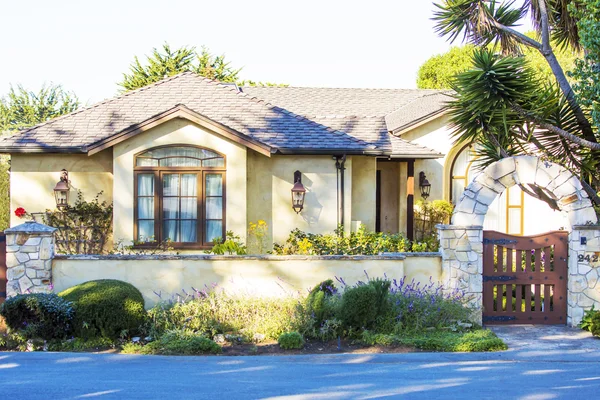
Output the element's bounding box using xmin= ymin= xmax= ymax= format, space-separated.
xmin=433 ymin=0 xmax=600 ymax=208
xmin=0 ymin=84 xmax=80 ymax=133
xmin=417 ymin=33 xmax=579 ymax=89
xmin=119 ymin=43 xmax=287 ymax=92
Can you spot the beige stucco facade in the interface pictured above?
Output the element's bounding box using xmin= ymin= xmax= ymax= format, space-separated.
xmin=10 ymin=151 xmax=114 ymax=228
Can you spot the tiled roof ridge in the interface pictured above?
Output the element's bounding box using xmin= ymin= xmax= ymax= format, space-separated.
xmin=240 ymin=85 xmax=445 ymax=93
xmin=13 ymin=72 xmax=197 ymax=136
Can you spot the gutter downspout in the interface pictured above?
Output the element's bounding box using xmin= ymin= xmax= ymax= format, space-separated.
xmin=335 ymin=155 xmax=347 ymax=231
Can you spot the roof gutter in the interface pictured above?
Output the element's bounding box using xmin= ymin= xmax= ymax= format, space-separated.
xmin=390 ymin=109 xmax=448 ymax=136
xmin=0 ymin=146 xmax=87 ymax=154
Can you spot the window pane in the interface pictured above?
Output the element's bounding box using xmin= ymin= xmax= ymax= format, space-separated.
xmin=206 ymin=198 xmax=223 ymax=219
xmin=181 ymin=174 xmax=197 ymax=196
xmin=203 ymin=158 xmax=225 ymax=167
xmin=180 ymin=198 xmax=197 ymax=219
xmin=163 ymin=220 xmax=179 ymax=242
xmin=206 ymin=220 xmax=223 ymax=243
xmin=163 ymin=198 xmax=179 ymax=219
xmin=452 ymin=179 xmax=465 ymax=205
xmin=160 ymin=157 xmax=201 ymax=167
xmin=508 ymin=208 xmax=522 ymax=235
xmin=137 ymin=220 xmax=154 ymax=242
xmin=508 ymin=186 xmax=522 ymax=205
xmin=136 ymin=158 xmax=159 ymax=167
xmin=163 ymin=174 xmax=179 ymax=196
xmin=138 ymin=198 xmax=154 ymax=219
xmin=206 ymin=174 xmax=222 ymax=196
xmin=138 ymin=174 xmax=154 ymax=196
xmin=181 ymin=221 xmax=197 ymax=243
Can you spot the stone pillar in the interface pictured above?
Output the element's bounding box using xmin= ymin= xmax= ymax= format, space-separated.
xmin=4 ymin=221 xmax=57 ymax=297
xmin=568 ymin=226 xmax=600 ymax=326
xmin=437 ymin=224 xmax=484 ymax=324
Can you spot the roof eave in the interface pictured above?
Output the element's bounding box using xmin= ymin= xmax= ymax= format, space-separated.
xmin=390 ymin=109 xmax=448 ymax=136
xmin=0 ymin=146 xmax=87 ymax=154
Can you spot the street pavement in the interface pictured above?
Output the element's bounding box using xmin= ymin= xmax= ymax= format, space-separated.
xmin=1 ymin=344 xmax=600 ymax=400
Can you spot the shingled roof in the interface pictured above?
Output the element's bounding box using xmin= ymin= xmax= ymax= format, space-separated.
xmin=0 ymin=73 xmax=448 ymax=158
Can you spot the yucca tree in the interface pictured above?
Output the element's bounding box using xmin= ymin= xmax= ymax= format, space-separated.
xmin=433 ymin=0 xmax=600 ymax=207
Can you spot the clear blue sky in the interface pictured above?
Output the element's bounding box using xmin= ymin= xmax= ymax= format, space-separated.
xmin=0 ymin=1 xmax=526 ymax=105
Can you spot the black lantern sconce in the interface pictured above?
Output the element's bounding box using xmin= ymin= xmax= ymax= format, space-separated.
xmin=419 ymin=171 xmax=431 ymax=200
xmin=54 ymin=169 xmax=70 ymax=210
xmin=291 ymin=170 xmax=306 ymax=214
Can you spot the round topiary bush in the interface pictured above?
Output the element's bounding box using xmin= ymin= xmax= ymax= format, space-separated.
xmin=278 ymin=331 xmax=305 ymax=350
xmin=0 ymin=293 xmax=74 ymax=339
xmin=58 ymin=280 xmax=146 ymax=339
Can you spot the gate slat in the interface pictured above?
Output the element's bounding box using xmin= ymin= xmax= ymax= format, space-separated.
xmin=497 ymin=245 xmax=503 ymax=273
xmin=515 ymin=284 xmax=523 ymax=313
xmin=544 ymin=284 xmax=551 ymax=314
xmin=525 ymin=283 xmax=532 ymax=315
xmin=535 ymin=284 xmax=542 ymax=312
xmin=544 ymin=247 xmax=551 ymax=272
xmin=496 ymin=285 xmax=503 ymax=312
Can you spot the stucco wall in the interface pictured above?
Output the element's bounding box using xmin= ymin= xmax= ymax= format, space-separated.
xmin=351 ymin=156 xmax=376 ymax=231
xmin=52 ymin=254 xmax=442 ymax=307
xmin=112 ymin=119 xmax=248 ymax=246
xmin=10 ymin=151 xmax=113 ymax=227
xmin=247 ymin=153 xmax=352 ymax=246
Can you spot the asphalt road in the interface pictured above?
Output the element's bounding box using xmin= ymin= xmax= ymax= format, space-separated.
xmin=1 ymin=350 xmax=600 ymax=399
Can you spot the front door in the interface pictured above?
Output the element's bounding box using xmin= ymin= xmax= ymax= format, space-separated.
xmin=482 ymin=230 xmax=568 ymax=325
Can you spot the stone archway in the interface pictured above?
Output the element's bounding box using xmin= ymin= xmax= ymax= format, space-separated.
xmin=438 ymin=156 xmax=600 ymax=326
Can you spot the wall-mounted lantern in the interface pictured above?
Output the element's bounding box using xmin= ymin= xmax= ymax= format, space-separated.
xmin=54 ymin=169 xmax=70 ymax=210
xmin=419 ymin=171 xmax=431 ymax=200
xmin=291 ymin=170 xmax=306 ymax=214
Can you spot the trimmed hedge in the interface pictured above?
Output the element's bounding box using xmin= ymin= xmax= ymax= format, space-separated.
xmin=278 ymin=331 xmax=305 ymax=349
xmin=0 ymin=293 xmax=74 ymax=339
xmin=59 ymin=280 xmax=146 ymax=339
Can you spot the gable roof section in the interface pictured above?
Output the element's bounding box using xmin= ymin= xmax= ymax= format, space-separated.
xmin=384 ymin=92 xmax=451 ymax=134
xmin=241 ymin=86 xmax=447 ymax=158
xmin=0 ymin=73 xmax=376 ymax=156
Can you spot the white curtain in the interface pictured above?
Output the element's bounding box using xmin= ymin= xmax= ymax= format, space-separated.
xmin=162 ymin=173 xmax=198 ymax=243
xmin=137 ymin=174 xmax=154 ymax=241
xmin=205 ymin=174 xmax=223 ymax=242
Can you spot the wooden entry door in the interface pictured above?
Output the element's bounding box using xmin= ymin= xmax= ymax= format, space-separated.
xmin=482 ymin=230 xmax=568 ymax=325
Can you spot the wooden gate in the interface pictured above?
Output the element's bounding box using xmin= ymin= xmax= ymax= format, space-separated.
xmin=482 ymin=230 xmax=568 ymax=325
xmin=0 ymin=232 xmax=5 ymax=304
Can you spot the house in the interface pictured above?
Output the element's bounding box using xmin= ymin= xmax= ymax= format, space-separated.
xmin=0 ymin=72 xmax=565 ymax=251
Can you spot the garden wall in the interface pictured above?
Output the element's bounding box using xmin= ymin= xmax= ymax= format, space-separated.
xmin=52 ymin=253 xmax=442 ymax=307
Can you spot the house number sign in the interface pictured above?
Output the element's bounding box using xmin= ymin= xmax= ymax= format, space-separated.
xmin=578 ymin=252 xmax=600 ymax=267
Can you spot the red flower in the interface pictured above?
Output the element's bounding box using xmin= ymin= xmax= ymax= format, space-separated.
xmin=14 ymin=207 xmax=27 ymax=218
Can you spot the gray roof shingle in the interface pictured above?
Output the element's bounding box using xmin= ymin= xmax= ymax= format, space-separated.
xmin=1 ymin=73 xmax=447 ymax=158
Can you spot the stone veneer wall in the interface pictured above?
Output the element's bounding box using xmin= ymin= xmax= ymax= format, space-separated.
xmin=437 ymin=224 xmax=484 ymax=325
xmin=568 ymin=226 xmax=600 ymax=326
xmin=4 ymin=221 xmax=57 ymax=296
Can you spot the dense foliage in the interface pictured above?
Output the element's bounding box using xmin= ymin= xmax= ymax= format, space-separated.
xmin=123 ymin=330 xmax=221 ymax=355
xmin=0 ymin=84 xmax=79 ymax=133
xmin=433 ymin=0 xmax=600 ymax=209
xmin=414 ymin=200 xmax=453 ymax=243
xmin=272 ymin=225 xmax=437 ymax=255
xmin=0 ymin=293 xmax=74 ymax=340
xmin=579 ymin=305 xmax=600 ymax=337
xmin=119 ymin=43 xmax=286 ymax=92
xmin=58 ymin=280 xmax=146 ymax=339
xmin=417 ymin=34 xmax=578 ymax=89
xmin=278 ymin=331 xmax=305 ymax=350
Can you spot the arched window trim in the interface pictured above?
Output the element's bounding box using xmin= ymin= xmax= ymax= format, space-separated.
xmin=133 ymin=144 xmax=226 ymax=249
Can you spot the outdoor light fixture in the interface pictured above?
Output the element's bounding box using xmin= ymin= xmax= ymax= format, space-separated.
xmin=291 ymin=170 xmax=306 ymax=214
xmin=54 ymin=169 xmax=70 ymax=210
xmin=419 ymin=171 xmax=431 ymax=200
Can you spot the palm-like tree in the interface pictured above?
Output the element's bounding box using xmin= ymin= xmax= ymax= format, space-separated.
xmin=433 ymin=0 xmax=600 ymax=206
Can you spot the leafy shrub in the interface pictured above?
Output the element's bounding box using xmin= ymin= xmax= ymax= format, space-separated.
xmin=579 ymin=305 xmax=597 ymax=332
xmin=305 ymin=280 xmax=338 ymax=329
xmin=278 ymin=331 xmax=305 ymax=349
xmin=273 ymin=225 xmax=438 ymax=255
xmin=414 ymin=199 xmax=453 ymax=245
xmin=338 ymin=278 xmax=391 ymax=331
xmin=591 ymin=311 xmax=600 ymax=337
xmin=147 ymin=288 xmax=306 ymax=341
xmin=124 ymin=330 xmax=221 ymax=355
xmin=59 ymin=280 xmax=146 ymax=339
xmin=49 ymin=337 xmax=116 ymax=352
xmin=0 ymin=293 xmax=74 ymax=339
xmin=207 ymin=231 xmax=247 ymax=255
xmin=361 ymin=329 xmax=506 ymax=352
xmin=387 ymin=277 xmax=473 ymax=333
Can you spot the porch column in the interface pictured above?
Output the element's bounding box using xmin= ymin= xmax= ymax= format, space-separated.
xmin=406 ymin=159 xmax=415 ymax=241
xmin=4 ymin=221 xmax=57 ymax=296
